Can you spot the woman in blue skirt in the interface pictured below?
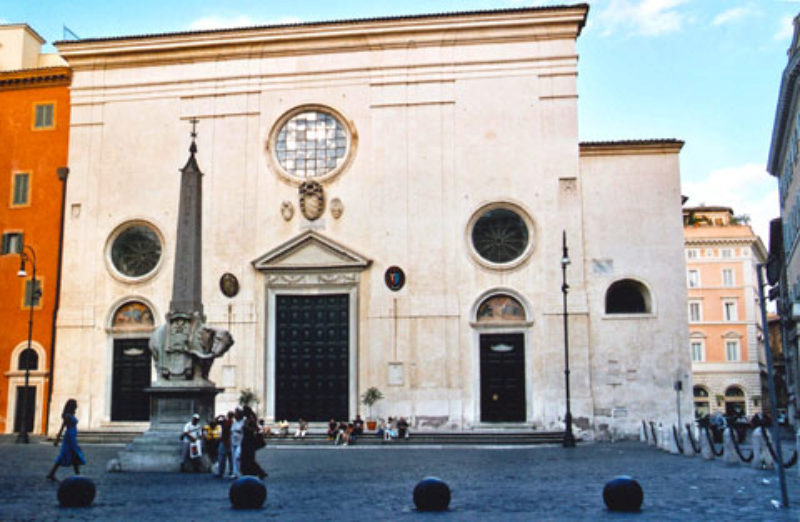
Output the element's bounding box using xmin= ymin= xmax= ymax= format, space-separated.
xmin=47 ymin=399 xmax=86 ymax=480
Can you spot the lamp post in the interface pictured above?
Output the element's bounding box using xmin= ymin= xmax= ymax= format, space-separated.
xmin=16 ymin=245 xmax=39 ymax=444
xmin=561 ymin=230 xmax=576 ymax=448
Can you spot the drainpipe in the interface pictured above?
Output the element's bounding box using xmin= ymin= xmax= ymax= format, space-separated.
xmin=45 ymin=166 xmax=69 ymax=435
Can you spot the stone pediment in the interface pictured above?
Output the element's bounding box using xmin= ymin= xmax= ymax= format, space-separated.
xmin=252 ymin=230 xmax=371 ymax=272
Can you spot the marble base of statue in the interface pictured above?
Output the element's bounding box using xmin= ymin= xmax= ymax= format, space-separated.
xmin=114 ymin=382 xmax=223 ymax=472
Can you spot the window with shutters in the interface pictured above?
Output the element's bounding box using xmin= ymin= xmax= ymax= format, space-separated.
xmin=11 ymin=172 xmax=30 ymax=206
xmin=33 ymin=103 xmax=54 ymax=129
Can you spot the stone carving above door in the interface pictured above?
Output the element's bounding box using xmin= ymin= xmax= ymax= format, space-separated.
xmin=252 ymin=230 xmax=372 ymax=285
xmin=280 ymin=201 xmax=294 ymax=221
xmin=299 ymin=180 xmax=325 ymax=221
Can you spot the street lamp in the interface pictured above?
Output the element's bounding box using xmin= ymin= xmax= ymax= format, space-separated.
xmin=561 ymin=230 xmax=576 ymax=448
xmin=16 ymin=245 xmax=39 ymax=444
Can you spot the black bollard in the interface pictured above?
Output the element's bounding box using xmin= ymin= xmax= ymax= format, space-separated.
xmin=602 ymin=476 xmax=643 ymax=512
xmin=57 ymin=476 xmax=96 ymax=508
xmin=229 ymin=476 xmax=267 ymax=509
xmin=413 ymin=477 xmax=451 ymax=511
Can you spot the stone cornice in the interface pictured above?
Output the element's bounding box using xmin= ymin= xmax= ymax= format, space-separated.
xmin=684 ymin=237 xmax=757 ymax=245
xmin=579 ymin=139 xmax=684 ymax=156
xmin=55 ymin=6 xmax=588 ymax=70
xmin=0 ymin=66 xmax=71 ymax=91
xmin=684 ymin=236 xmax=768 ymax=259
xmin=767 ymin=45 xmax=800 ymax=175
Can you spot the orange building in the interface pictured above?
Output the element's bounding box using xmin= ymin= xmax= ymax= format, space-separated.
xmin=684 ymin=206 xmax=767 ymax=420
xmin=0 ymin=25 xmax=70 ymax=436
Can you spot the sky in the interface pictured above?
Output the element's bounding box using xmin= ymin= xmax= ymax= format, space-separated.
xmin=2 ymin=0 xmax=798 ymax=242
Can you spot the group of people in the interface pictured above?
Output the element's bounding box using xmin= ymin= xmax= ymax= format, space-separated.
xmin=182 ymin=407 xmax=267 ymax=479
xmin=45 ymin=398 xmax=412 ymax=482
xmin=379 ymin=416 xmax=410 ymax=441
xmin=326 ymin=415 xmax=411 ymax=445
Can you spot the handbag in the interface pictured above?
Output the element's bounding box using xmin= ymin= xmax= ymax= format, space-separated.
xmin=189 ymin=440 xmax=203 ymax=459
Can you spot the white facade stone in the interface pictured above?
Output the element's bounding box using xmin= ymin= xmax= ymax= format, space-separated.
xmin=50 ymin=6 xmax=691 ymax=437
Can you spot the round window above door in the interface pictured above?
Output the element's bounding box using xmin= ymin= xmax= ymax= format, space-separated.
xmin=468 ymin=203 xmax=534 ymax=269
xmin=106 ymin=221 xmax=164 ymax=282
xmin=269 ymin=105 xmax=356 ymax=184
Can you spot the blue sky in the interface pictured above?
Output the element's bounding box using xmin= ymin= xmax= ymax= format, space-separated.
xmin=2 ymin=0 xmax=797 ymax=240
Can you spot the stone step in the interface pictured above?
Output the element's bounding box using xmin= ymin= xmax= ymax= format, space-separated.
xmin=65 ymin=430 xmax=567 ymax=445
xmin=248 ymin=431 xmax=566 ymax=446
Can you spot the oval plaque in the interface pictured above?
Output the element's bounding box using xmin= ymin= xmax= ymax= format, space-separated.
xmin=220 ymin=273 xmax=240 ymax=298
xmin=299 ymin=180 xmax=325 ymax=221
xmin=384 ymin=266 xmax=405 ymax=292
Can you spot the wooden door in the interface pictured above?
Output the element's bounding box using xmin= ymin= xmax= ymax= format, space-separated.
xmin=480 ymin=333 xmax=525 ymax=422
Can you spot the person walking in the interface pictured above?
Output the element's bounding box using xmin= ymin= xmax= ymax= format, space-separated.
xmin=239 ymin=407 xmax=267 ymax=479
xmin=47 ymin=399 xmax=85 ymax=480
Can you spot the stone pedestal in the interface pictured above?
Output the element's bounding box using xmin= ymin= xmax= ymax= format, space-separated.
xmin=114 ymin=384 xmax=222 ymax=472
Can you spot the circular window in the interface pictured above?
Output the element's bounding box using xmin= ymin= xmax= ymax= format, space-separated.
xmin=272 ymin=107 xmax=351 ymax=181
xmin=109 ymin=223 xmax=162 ymax=279
xmin=470 ymin=206 xmax=531 ymax=265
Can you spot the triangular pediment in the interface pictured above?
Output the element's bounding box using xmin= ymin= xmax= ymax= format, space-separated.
xmin=252 ymin=230 xmax=372 ymax=272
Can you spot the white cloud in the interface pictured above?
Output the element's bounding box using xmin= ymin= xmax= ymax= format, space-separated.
xmin=594 ymin=0 xmax=689 ymax=36
xmin=188 ymin=15 xmax=302 ymax=31
xmin=711 ymin=6 xmax=758 ymax=27
xmin=682 ymin=163 xmax=779 ymax=243
xmin=775 ymin=14 xmax=795 ymax=42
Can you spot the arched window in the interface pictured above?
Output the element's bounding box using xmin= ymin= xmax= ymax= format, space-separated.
xmin=693 ymin=385 xmax=710 ymax=419
xmin=111 ymin=301 xmax=155 ymax=331
xmin=605 ymin=279 xmax=651 ymax=314
xmin=725 ymin=385 xmax=744 ymax=397
xmin=17 ymin=348 xmax=38 ymax=371
xmin=476 ymin=294 xmax=526 ymax=324
xmin=724 ymin=385 xmax=746 ymax=417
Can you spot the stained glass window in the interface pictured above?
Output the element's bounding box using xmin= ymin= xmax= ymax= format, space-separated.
xmin=110 ymin=224 xmax=162 ymax=278
xmin=477 ymin=295 xmax=525 ymax=323
xmin=112 ymin=301 xmax=155 ymax=330
xmin=275 ymin=110 xmax=348 ymax=179
xmin=471 ymin=208 xmax=529 ymax=264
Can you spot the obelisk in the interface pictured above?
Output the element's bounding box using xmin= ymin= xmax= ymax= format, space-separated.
xmin=170 ymin=119 xmax=203 ymax=317
xmin=115 ymin=122 xmax=230 ymax=472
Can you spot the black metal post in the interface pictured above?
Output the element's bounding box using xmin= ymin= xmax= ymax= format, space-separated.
xmin=561 ymin=230 xmax=576 ymax=448
xmin=16 ymin=245 xmax=37 ymax=444
xmin=756 ymin=263 xmax=789 ymax=508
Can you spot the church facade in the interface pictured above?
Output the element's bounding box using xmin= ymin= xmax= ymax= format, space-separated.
xmin=50 ymin=5 xmax=691 ymax=438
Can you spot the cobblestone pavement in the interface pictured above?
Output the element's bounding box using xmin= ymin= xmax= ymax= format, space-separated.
xmin=1 ymin=439 xmax=799 ymax=521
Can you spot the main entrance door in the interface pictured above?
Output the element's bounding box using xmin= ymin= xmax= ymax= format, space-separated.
xmin=111 ymin=338 xmax=151 ymax=421
xmin=480 ymin=333 xmax=525 ymax=422
xmin=275 ymin=294 xmax=349 ymax=421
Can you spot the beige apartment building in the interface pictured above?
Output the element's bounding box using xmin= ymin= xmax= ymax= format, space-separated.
xmin=684 ymin=207 xmax=766 ymax=419
xmin=47 ymin=5 xmax=692 ymax=439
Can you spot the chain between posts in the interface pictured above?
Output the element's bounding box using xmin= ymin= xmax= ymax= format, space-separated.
xmin=728 ymin=426 xmax=754 ymax=463
xmin=685 ymin=423 xmax=701 ymax=454
xmin=672 ymin=425 xmax=685 ymax=454
xmin=649 ymin=419 xmax=799 ymax=469
xmin=762 ymin=427 xmax=798 ymax=468
xmin=702 ymin=424 xmax=724 ymax=456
